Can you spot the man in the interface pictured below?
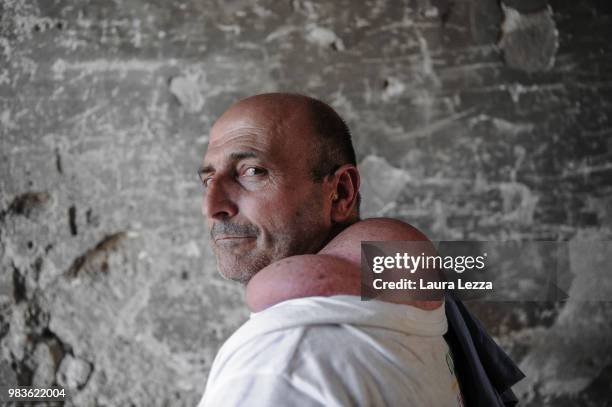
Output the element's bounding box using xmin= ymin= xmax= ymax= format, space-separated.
xmin=196 ymin=93 xmax=517 ymax=406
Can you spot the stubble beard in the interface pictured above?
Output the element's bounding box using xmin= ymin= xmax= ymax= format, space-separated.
xmin=214 ymin=194 xmax=328 ymax=285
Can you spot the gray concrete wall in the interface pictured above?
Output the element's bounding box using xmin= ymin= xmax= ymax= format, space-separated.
xmin=1 ymin=0 xmax=611 ymax=405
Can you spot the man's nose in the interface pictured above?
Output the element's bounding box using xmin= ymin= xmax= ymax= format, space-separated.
xmin=202 ymin=178 xmax=238 ymax=220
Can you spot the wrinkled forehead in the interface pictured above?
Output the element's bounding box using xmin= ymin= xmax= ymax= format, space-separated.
xmin=205 ymin=100 xmax=316 ymax=161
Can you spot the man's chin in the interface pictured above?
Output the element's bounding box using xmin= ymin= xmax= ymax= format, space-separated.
xmin=218 ymin=268 xmax=253 ymax=285
xmin=216 ymin=257 xmax=270 ymax=285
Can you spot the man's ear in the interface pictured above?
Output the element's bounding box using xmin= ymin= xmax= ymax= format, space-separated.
xmin=330 ymin=164 xmax=360 ymax=223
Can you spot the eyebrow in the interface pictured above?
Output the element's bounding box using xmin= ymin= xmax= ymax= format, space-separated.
xmin=198 ymin=150 xmax=260 ymax=175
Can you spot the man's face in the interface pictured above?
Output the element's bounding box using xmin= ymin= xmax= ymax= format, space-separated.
xmin=200 ymin=100 xmax=333 ymax=284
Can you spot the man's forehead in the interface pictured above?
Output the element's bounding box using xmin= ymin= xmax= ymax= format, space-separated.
xmin=203 ymin=123 xmax=288 ymax=172
xmin=206 ymin=101 xmax=314 ymax=156
xmin=203 ymin=139 xmax=269 ymax=169
xmin=208 ymin=126 xmax=268 ymax=150
xmin=205 ymin=119 xmax=279 ymax=163
xmin=208 ymin=102 xmax=277 ymax=145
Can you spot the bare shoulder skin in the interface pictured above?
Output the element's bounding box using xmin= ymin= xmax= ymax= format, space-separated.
xmin=245 ymin=218 xmax=444 ymax=312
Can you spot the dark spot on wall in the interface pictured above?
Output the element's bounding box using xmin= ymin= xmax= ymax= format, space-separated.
xmin=44 ymin=334 xmax=67 ymax=373
xmin=15 ymin=362 xmax=33 ymax=386
xmin=181 ymin=270 xmax=189 ymax=280
xmin=439 ymin=0 xmax=454 ymax=25
xmin=580 ymin=363 xmax=612 ymax=400
xmin=68 ymin=206 xmax=77 ymax=236
xmin=0 ymin=314 xmax=9 ymax=339
xmin=382 ymin=78 xmax=390 ymax=89
xmin=66 ymin=232 xmax=127 ymax=278
xmin=27 ymin=241 xmax=33 ymax=249
xmin=56 ymin=21 xmax=64 ymax=30
xmin=25 ymin=302 xmax=48 ymax=329
xmin=32 ymin=257 xmax=43 ymax=281
xmin=592 ymin=0 xmax=612 ymax=14
xmin=6 ymin=192 xmax=50 ymax=218
xmin=579 ymin=211 xmax=598 ymax=226
xmin=12 ymin=266 xmax=26 ymax=303
xmin=55 ymin=148 xmax=63 ymax=174
xmin=85 ymin=208 xmax=100 ymax=227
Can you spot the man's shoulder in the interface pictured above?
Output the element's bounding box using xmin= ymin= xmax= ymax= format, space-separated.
xmin=219 ymin=318 xmax=308 ymax=367
xmin=203 ymin=317 xmax=389 ymax=407
xmin=202 ymin=318 xmax=342 ymax=407
xmin=212 ymin=305 xmax=356 ymax=379
xmin=216 ymin=314 xmax=370 ymax=370
xmin=211 ymin=297 xmax=450 ymax=389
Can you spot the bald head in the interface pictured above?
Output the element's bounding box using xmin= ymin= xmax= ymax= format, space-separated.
xmin=217 ymin=93 xmax=314 ymax=121
xmin=212 ymin=93 xmax=357 ymax=183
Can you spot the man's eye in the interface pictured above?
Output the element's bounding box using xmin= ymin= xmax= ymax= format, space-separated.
xmin=242 ymin=167 xmax=266 ymax=177
xmin=202 ymin=177 xmax=213 ymax=188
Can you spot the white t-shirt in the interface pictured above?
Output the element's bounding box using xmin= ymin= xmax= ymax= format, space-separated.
xmin=198 ymin=295 xmax=464 ymax=406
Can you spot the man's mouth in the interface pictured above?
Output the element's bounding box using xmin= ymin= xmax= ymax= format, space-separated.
xmin=214 ymin=236 xmax=256 ymax=243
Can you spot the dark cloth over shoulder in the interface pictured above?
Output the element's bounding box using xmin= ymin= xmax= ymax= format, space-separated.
xmin=444 ymin=292 xmax=526 ymax=407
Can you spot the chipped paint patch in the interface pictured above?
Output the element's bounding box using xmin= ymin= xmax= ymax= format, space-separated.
xmin=169 ymin=75 xmax=204 ymax=113
xmin=499 ymin=5 xmax=559 ymax=72
xmin=304 ymin=23 xmax=345 ymax=50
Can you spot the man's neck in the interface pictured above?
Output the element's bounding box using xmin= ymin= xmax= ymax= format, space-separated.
xmin=317 ymin=217 xmax=360 ymax=252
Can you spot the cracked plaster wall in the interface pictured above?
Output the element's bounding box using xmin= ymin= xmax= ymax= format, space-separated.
xmin=1 ymin=0 xmax=611 ymax=406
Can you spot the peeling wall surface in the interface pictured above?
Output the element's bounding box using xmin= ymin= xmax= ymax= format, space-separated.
xmin=1 ymin=0 xmax=611 ymax=406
